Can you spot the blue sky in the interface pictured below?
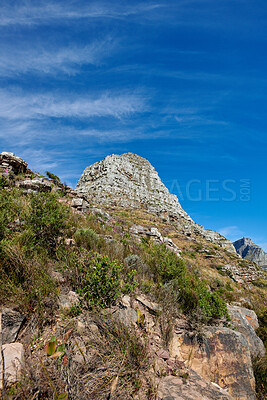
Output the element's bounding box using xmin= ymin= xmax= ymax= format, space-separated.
xmin=0 ymin=0 xmax=266 ymax=249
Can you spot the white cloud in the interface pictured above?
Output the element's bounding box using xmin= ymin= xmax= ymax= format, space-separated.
xmin=0 ymin=2 xmax=164 ymax=27
xmin=219 ymin=225 xmax=243 ymax=240
xmin=0 ymin=39 xmax=116 ymax=76
xmin=0 ymin=90 xmax=146 ymax=121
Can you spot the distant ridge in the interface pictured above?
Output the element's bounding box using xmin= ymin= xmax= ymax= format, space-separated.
xmin=76 ymin=152 xmax=235 ymax=253
xmin=233 ymin=237 xmax=267 ymax=270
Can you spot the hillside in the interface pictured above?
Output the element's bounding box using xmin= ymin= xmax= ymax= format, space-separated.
xmin=0 ymin=151 xmax=266 ymax=400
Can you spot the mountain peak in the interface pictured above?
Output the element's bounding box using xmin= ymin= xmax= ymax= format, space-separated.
xmin=233 ymin=238 xmax=267 ymax=270
xmin=76 ymin=153 xmax=235 ymax=253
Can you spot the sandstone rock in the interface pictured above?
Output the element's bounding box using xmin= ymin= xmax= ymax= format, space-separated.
xmin=228 ymin=305 xmax=265 ymax=357
xmin=178 ymin=327 xmax=256 ymax=400
xmin=76 ymin=153 xmax=236 ymax=252
xmin=0 ymin=343 xmax=25 ymax=389
xmin=158 ymin=368 xmax=234 ymax=400
xmin=2 ymin=308 xmax=26 ymax=344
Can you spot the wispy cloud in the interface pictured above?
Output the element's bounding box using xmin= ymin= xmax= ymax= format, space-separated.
xmin=0 ymin=2 xmax=164 ymax=27
xmin=0 ymin=89 xmax=147 ymax=121
xmin=0 ymin=39 xmax=116 ymax=76
xmin=219 ymin=225 xmax=244 ymax=240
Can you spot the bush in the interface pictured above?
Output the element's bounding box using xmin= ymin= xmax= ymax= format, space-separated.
xmin=145 ymin=243 xmax=228 ymax=322
xmin=253 ymin=355 xmax=267 ymax=400
xmin=0 ymin=242 xmax=57 ymax=315
xmin=24 ymin=192 xmax=70 ymax=253
xmin=0 ymin=189 xmax=21 ymax=241
xmin=74 ymin=228 xmax=99 ymax=250
xmin=65 ymin=249 xmax=124 ymax=308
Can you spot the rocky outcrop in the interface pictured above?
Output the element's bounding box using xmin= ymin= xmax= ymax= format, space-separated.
xmin=228 ymin=305 xmax=265 ymax=357
xmin=177 ymin=327 xmax=256 ymax=400
xmin=19 ymin=178 xmax=52 ymax=193
xmin=76 ymin=153 xmax=236 ymax=252
xmin=0 ymin=151 xmax=28 ymax=175
xmin=233 ymin=238 xmax=267 ymax=270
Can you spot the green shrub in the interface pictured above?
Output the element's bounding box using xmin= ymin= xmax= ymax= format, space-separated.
xmin=0 ymin=175 xmax=8 ymax=188
xmin=253 ymin=355 xmax=267 ymax=400
xmin=74 ymin=228 xmax=99 ymax=250
xmin=66 ymin=249 xmax=124 ymax=308
xmin=24 ymin=192 xmax=70 ymax=253
xmin=0 ymin=241 xmax=57 ymax=315
xmin=0 ymin=189 xmax=21 ymax=241
xmin=145 ymin=243 xmax=228 ymax=322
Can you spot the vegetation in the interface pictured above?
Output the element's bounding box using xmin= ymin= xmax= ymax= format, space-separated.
xmin=0 ymin=170 xmax=266 ymax=399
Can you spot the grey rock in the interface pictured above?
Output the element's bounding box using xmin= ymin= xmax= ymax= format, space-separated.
xmin=0 ymin=343 xmax=25 ymax=389
xmin=136 ymin=295 xmax=162 ymax=314
xmin=233 ymin=237 xmax=267 ymax=270
xmin=114 ymin=307 xmax=138 ymax=327
xmin=19 ymin=179 xmax=52 ymax=193
xmin=76 ymin=153 xmax=236 ymax=252
xmin=2 ymin=308 xmax=26 ymax=344
xmin=58 ymin=291 xmax=80 ymax=311
xmin=0 ymin=152 xmax=28 ymax=175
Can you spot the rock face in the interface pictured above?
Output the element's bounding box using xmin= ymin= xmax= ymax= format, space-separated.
xmin=76 ymin=153 xmax=235 ymax=252
xmin=233 ymin=237 xmax=267 ymax=270
xmin=177 ymin=327 xmax=256 ymax=400
xmin=0 ymin=151 xmax=28 ymax=175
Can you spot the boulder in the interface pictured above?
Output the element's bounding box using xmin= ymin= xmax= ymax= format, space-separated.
xmin=176 ymin=327 xmax=256 ymax=400
xmin=2 ymin=308 xmax=26 ymax=344
xmin=228 ymin=305 xmax=265 ymax=357
xmin=0 ymin=343 xmax=25 ymax=389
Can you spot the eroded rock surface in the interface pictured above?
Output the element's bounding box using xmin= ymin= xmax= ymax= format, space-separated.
xmin=158 ymin=369 xmax=234 ymax=400
xmin=177 ymin=327 xmax=257 ymax=400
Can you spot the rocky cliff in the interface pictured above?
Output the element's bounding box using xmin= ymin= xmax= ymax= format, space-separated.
xmin=233 ymin=238 xmax=267 ymax=271
xmin=76 ymin=153 xmax=236 ymax=253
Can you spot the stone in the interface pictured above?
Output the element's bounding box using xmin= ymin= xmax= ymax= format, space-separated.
xmin=0 ymin=343 xmax=25 ymax=389
xmin=114 ymin=307 xmax=138 ymax=327
xmin=178 ymin=327 xmax=256 ymax=400
xmin=76 ymin=153 xmax=236 ymax=251
xmin=19 ymin=179 xmax=52 ymax=193
xmin=233 ymin=237 xmax=267 ymax=270
xmin=2 ymin=308 xmax=26 ymax=344
xmin=0 ymin=152 xmax=28 ymax=175
xmin=136 ymin=295 xmax=162 ymax=314
xmin=158 ymin=368 xmax=234 ymax=400
xmin=58 ymin=291 xmax=80 ymax=311
xmin=228 ymin=305 xmax=265 ymax=357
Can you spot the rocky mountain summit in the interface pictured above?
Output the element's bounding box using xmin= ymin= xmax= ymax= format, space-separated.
xmin=76 ymin=152 xmax=235 ymax=253
xmin=234 ymin=238 xmax=267 ymax=271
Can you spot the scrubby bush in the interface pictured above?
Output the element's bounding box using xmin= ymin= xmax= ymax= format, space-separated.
xmin=74 ymin=227 xmax=99 ymax=250
xmin=64 ymin=249 xmax=125 ymax=308
xmin=24 ymin=192 xmax=70 ymax=253
xmin=0 ymin=189 xmax=21 ymax=241
xmin=145 ymin=243 xmax=229 ymax=322
xmin=253 ymin=355 xmax=267 ymax=400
